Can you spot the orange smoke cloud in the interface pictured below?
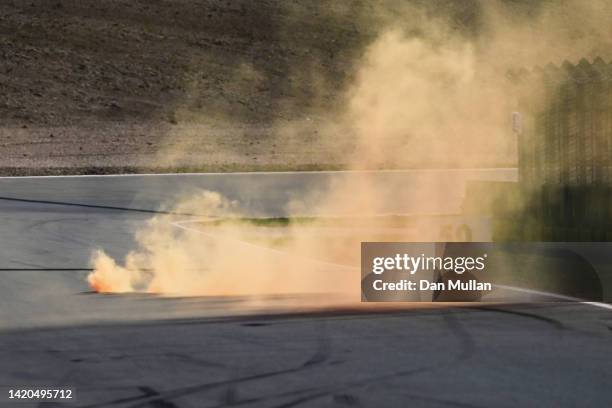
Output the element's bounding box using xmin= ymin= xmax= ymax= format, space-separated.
xmin=87 ymin=0 xmax=612 ymax=298
xmin=87 ymin=250 xmax=136 ymax=293
xmin=87 ymin=190 xmax=359 ymax=298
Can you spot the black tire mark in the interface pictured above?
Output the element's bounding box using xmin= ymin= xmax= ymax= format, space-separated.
xmin=164 ymin=353 xmax=227 ymax=369
xmin=270 ymin=309 xmax=481 ymax=408
xmin=24 ymin=217 xmax=102 ymax=247
xmin=75 ymin=319 xmax=333 ymax=407
xmin=0 ymin=268 xmax=93 ymax=271
xmin=74 ymin=358 xmax=320 ymax=408
xmin=0 ymin=195 xmax=197 ymax=216
xmin=128 ymin=310 xmax=478 ymax=408
xmin=471 ymin=305 xmax=565 ymax=331
xmin=276 ymin=389 xmax=482 ymax=408
xmin=137 ymin=387 xmax=158 ymax=397
xmin=302 ymin=319 xmax=330 ymax=367
xmin=435 ymin=308 xmax=478 ymax=364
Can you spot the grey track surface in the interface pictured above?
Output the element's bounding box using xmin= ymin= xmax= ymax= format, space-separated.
xmin=2 ymin=170 xmax=612 ymax=407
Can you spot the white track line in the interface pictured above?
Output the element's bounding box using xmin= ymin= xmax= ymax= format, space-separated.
xmin=494 ymin=284 xmax=612 ymax=311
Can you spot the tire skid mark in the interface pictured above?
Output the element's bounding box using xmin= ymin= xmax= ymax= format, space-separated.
xmin=110 ymin=313 xmax=477 ymax=407
xmin=0 ymin=195 xmax=197 ymax=216
xmin=75 ymin=341 xmax=330 ymax=407
xmin=471 ymin=305 xmax=565 ymax=331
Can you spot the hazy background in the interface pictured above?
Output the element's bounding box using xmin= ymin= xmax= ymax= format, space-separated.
xmin=3 ymin=0 xmax=610 ymax=172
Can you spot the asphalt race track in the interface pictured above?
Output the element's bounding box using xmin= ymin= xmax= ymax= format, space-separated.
xmin=2 ymin=170 xmax=612 ymax=407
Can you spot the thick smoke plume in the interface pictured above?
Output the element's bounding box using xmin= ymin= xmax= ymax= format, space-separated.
xmin=88 ymin=0 xmax=612 ymax=297
xmin=88 ymin=191 xmax=357 ymax=297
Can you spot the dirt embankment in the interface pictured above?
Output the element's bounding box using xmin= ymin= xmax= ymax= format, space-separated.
xmin=0 ymin=0 xmax=499 ymax=174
